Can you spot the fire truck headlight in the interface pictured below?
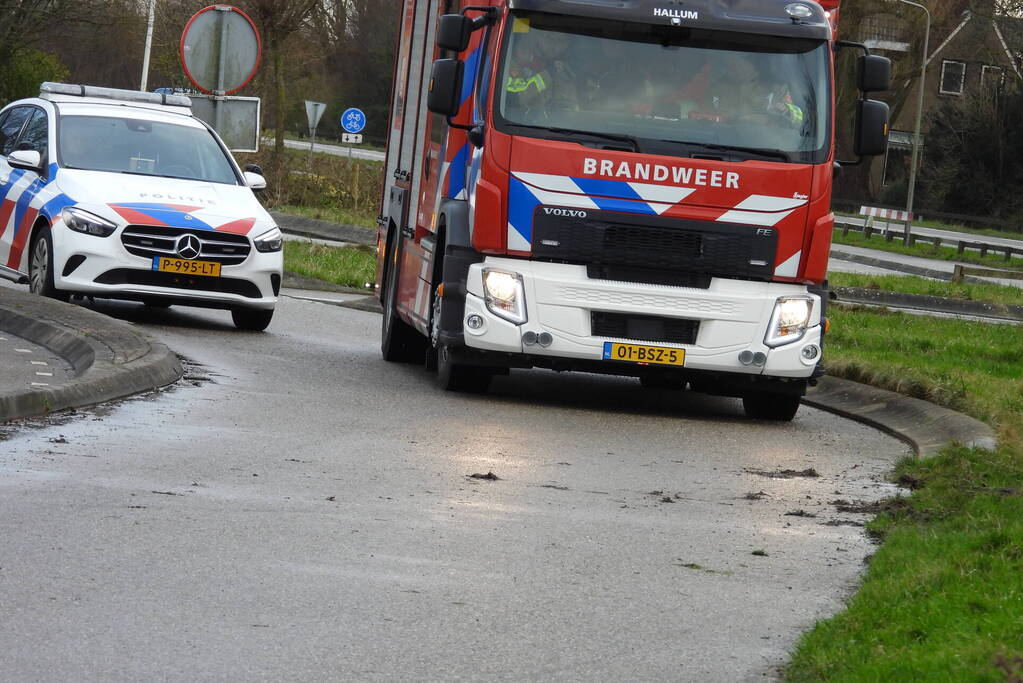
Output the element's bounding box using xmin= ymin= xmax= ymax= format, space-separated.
xmin=482 ymin=268 xmax=527 ymax=325
xmin=765 ymin=296 xmax=812 ymax=347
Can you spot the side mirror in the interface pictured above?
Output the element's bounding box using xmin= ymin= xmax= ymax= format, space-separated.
xmin=244 ymin=171 xmax=267 ymax=191
xmin=7 ymin=149 xmax=42 ymax=172
xmin=854 ymin=99 xmax=890 ymax=157
xmin=437 ymin=14 xmax=472 ymax=52
xmin=857 ymin=54 xmax=892 ymax=92
xmin=427 ymin=59 xmax=465 ymax=117
xmin=244 ymin=163 xmax=264 ymax=176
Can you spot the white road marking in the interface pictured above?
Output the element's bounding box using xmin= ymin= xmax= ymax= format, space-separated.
xmin=35 ymin=372 xmax=54 ymax=377
xmin=30 ymin=382 xmax=49 ymax=387
xmin=30 ymin=361 xmax=48 ymax=366
xmin=15 ymin=348 xmax=32 ymax=353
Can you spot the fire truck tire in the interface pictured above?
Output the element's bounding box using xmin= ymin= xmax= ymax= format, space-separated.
xmin=435 ymin=343 xmax=492 ymax=394
xmin=742 ymin=393 xmax=800 ymax=421
xmin=381 ymin=241 xmax=428 ymax=363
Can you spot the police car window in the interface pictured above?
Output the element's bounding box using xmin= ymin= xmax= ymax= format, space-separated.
xmin=494 ymin=14 xmax=830 ymax=164
xmin=1 ymin=107 xmax=33 ymax=156
xmin=57 ymin=115 xmax=238 ymax=185
xmin=18 ymin=109 xmax=49 ymax=159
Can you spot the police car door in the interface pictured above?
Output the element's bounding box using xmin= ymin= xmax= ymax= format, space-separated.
xmin=0 ymin=105 xmax=36 ymax=278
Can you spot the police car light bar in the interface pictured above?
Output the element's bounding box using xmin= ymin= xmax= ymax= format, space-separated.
xmin=39 ymin=82 xmax=192 ymax=109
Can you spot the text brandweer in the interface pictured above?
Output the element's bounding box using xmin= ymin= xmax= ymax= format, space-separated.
xmin=583 ymin=158 xmax=740 ymax=189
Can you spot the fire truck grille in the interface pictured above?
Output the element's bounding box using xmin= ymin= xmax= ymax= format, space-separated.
xmin=121 ymin=226 xmax=252 ymax=266
xmin=591 ymin=311 xmax=699 ymax=345
xmin=531 ymin=208 xmax=778 ymax=282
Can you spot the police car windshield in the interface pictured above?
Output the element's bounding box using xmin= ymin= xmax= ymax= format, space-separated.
xmin=58 ymin=115 xmax=238 ymax=184
xmin=495 ymin=14 xmax=830 ymax=164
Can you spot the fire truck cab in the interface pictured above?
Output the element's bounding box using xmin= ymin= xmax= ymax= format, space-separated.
xmin=377 ymin=0 xmax=890 ymax=420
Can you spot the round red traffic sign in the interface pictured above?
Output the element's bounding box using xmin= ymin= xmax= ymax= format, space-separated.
xmin=179 ymin=5 xmax=261 ymax=95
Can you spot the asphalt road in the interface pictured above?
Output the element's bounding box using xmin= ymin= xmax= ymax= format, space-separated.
xmin=0 ymin=292 xmax=908 ymax=681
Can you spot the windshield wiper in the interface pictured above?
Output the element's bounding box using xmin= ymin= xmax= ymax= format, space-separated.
xmin=674 ymin=142 xmax=792 ymax=163
xmin=511 ymin=124 xmax=641 ymax=152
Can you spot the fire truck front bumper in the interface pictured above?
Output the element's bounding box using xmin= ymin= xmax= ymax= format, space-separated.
xmin=459 ymin=257 xmax=823 ymax=379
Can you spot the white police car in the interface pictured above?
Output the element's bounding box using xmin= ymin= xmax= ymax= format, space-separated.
xmin=0 ymin=83 xmax=282 ymax=330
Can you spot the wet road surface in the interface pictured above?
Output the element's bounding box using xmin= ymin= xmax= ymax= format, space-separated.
xmin=0 ymin=293 xmax=909 ymax=681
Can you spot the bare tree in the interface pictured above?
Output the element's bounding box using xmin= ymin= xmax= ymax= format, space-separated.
xmin=246 ymin=0 xmax=319 ymax=163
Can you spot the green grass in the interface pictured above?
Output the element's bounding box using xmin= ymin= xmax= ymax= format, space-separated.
xmin=276 ymin=203 xmax=377 ymax=229
xmin=832 ymin=229 xmax=1023 ymax=271
xmin=786 ymin=306 xmax=1023 ymax=681
xmin=283 ymin=241 xmax=377 ymax=289
xmin=828 ymin=272 xmax=1023 ymax=307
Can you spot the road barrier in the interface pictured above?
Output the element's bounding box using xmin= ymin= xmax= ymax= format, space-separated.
xmin=951 ymin=264 xmax=1023 ymax=283
xmin=836 ymin=217 xmax=1022 ymax=263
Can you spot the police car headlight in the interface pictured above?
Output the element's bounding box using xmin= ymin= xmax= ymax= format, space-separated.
xmin=765 ymin=296 xmax=813 ymax=347
xmin=253 ymin=227 xmax=283 ymax=253
xmin=62 ymin=207 xmax=116 ymax=238
xmin=482 ymin=268 xmax=527 ymax=325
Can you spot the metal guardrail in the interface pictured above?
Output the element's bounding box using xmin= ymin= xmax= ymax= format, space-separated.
xmin=951 ymin=264 xmax=1023 ymax=283
xmin=835 ymin=217 xmax=1023 ymax=263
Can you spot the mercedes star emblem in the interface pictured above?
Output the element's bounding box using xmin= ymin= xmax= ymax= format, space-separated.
xmin=175 ymin=234 xmax=202 ymax=260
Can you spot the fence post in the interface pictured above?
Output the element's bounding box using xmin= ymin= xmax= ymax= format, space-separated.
xmin=932 ymin=236 xmax=942 ymax=249
xmin=952 ymin=264 xmax=964 ymax=283
xmin=908 ymin=234 xmax=916 ymax=247
xmin=957 ymin=241 xmax=966 ymax=255
xmin=1005 ymin=248 xmax=1013 ymax=262
xmin=980 ymin=245 xmax=988 ymax=258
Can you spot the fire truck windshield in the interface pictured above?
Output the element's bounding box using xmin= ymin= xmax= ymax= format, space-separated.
xmin=494 ymin=13 xmax=831 ymax=164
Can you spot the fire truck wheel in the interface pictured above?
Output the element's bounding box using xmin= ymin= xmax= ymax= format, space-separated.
xmin=435 ymin=343 xmax=492 ymax=394
xmin=742 ymin=393 xmax=800 ymax=421
xmin=639 ymin=375 xmax=685 ymax=390
xmin=381 ymin=243 xmax=428 ymax=363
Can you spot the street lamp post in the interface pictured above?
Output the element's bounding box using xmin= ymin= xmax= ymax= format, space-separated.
xmin=897 ymin=0 xmax=930 ymax=245
xmin=140 ymin=0 xmax=157 ymax=91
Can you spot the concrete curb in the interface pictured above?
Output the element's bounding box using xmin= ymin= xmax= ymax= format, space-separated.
xmin=833 ymin=286 xmax=1023 ymax=322
xmin=804 ymin=376 xmax=997 ymax=458
xmin=0 ymin=288 xmax=183 ymax=423
xmin=272 ymin=211 xmax=376 ymax=246
xmin=830 ymin=248 xmax=956 ymax=281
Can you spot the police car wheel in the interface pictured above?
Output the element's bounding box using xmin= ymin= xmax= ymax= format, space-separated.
xmin=231 ymin=307 xmax=273 ymax=332
xmin=29 ymin=227 xmax=68 ymax=302
xmin=742 ymin=393 xmax=800 ymax=421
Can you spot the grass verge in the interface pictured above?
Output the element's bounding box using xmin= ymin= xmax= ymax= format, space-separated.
xmin=283 ymin=241 xmax=376 ymax=289
xmin=828 ymin=272 xmax=1023 ymax=307
xmin=786 ymin=305 xmax=1023 ymax=681
xmin=275 ymin=203 xmax=376 ymax=229
xmin=832 ymin=230 xmax=1023 ymax=271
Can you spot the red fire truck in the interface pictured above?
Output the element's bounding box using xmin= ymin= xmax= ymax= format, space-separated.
xmin=376 ymin=0 xmax=890 ymax=420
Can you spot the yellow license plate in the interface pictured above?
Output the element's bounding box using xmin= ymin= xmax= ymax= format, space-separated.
xmin=152 ymin=257 xmax=221 ymax=277
xmin=602 ymin=342 xmax=686 ymax=366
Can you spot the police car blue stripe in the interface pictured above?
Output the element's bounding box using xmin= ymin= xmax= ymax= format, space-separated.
xmin=114 ymin=203 xmax=215 ymax=231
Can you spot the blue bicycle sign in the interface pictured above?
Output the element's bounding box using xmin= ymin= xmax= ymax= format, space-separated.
xmin=340 ymin=108 xmax=366 ymax=134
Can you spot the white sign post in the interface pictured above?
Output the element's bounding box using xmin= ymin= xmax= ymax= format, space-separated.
xmin=305 ymin=100 xmax=327 ymax=164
